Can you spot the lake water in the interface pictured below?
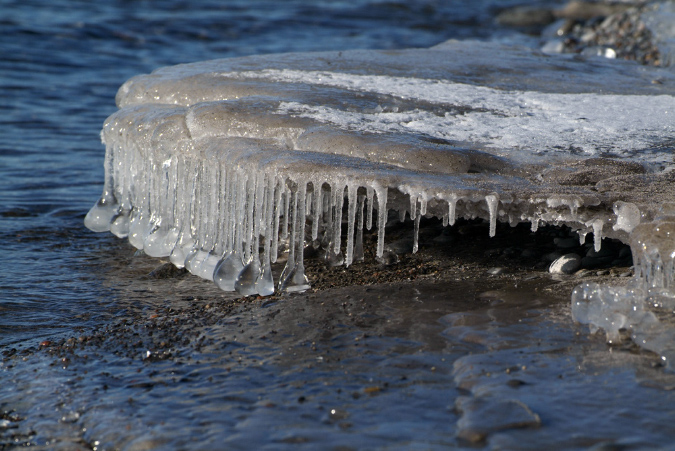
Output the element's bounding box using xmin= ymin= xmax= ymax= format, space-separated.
xmin=4 ymin=0 xmax=675 ymax=449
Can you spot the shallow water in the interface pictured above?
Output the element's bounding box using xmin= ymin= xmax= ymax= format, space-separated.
xmin=3 ymin=0 xmax=675 ymax=449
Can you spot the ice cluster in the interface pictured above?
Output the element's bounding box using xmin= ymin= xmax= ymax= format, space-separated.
xmin=86 ymin=40 xmax=675 ymax=358
xmin=573 ymin=205 xmax=675 ymax=368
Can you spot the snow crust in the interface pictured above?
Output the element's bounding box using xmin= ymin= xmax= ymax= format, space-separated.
xmin=86 ymin=40 xmax=675 ymax=362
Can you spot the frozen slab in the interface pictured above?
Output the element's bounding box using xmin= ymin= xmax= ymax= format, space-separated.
xmin=86 ymin=40 xmax=675 ymax=349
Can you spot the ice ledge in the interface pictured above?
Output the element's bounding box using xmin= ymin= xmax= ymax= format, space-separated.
xmin=87 ymin=40 xmax=675 ymax=359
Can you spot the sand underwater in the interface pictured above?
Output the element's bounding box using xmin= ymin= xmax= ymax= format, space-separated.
xmin=5 ymin=2 xmax=675 ymax=450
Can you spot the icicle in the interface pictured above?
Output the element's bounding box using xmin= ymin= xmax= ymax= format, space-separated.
xmin=322 ymin=184 xmax=344 ymax=266
xmin=447 ymin=194 xmax=458 ymax=226
xmin=243 ymin=175 xmax=256 ymax=263
xmin=235 ymin=171 xmax=266 ymax=294
xmin=354 ymin=194 xmax=365 ymax=262
xmin=531 ymin=217 xmax=539 ymax=233
xmin=279 ymin=184 xmax=311 ymax=293
xmin=366 ymin=186 xmax=374 ymax=230
xmin=420 ymin=197 xmax=427 ymax=216
xmin=161 ymin=155 xmax=180 ymax=254
xmin=296 ymin=182 xmax=309 ymax=283
xmin=214 ymin=169 xmax=245 ymax=289
xmin=85 ymin=143 xmax=119 ymax=232
xmin=184 ymin=162 xmax=211 ymax=275
xmin=588 ymin=219 xmax=604 ymax=252
xmin=222 ymin=166 xmax=234 ymax=254
xmin=321 ymin=185 xmax=333 ymax=250
xmin=197 ymin=168 xmax=224 ymax=280
xmin=345 ymin=184 xmax=358 ymax=267
xmin=485 ymin=193 xmax=499 ymax=238
xmin=579 ymin=230 xmax=587 ymax=245
xmin=109 ymin=143 xmax=132 ymax=238
xmin=234 ymin=171 xmax=247 ymax=259
xmin=169 ymin=158 xmax=196 ymax=267
xmin=311 ymin=181 xmax=322 ymax=242
xmin=399 ymin=209 xmax=407 ymax=222
xmin=409 ymin=194 xmax=417 ymax=220
xmin=281 ymin=182 xmax=290 ymax=240
xmin=413 ymin=200 xmax=420 ymax=254
xmin=333 ymin=184 xmax=345 ymax=255
xmin=271 ymin=177 xmax=282 ymax=263
xmin=279 ymin=189 xmax=297 ymax=291
xmin=375 ymin=186 xmax=388 ymax=258
xmin=143 ymin=158 xmax=175 ymax=258
xmin=257 ymin=174 xmax=276 ymax=296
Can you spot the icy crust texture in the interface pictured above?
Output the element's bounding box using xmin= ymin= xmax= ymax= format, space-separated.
xmin=573 ymin=209 xmax=675 ymax=368
xmin=86 ymin=41 xmax=675 ymax=304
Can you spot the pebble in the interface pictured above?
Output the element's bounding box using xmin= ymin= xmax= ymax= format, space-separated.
xmin=549 ymin=254 xmax=582 ymax=274
xmin=540 ymin=2 xmax=661 ymax=66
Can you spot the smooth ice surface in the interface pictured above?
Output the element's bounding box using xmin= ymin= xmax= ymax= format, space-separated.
xmin=88 ymin=40 xmax=675 ymax=328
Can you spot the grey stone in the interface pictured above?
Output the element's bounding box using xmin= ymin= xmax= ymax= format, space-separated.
xmin=549 ymin=253 xmax=582 ymax=274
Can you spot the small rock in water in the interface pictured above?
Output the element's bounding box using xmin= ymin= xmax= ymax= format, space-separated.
xmin=455 ymin=396 xmax=541 ymax=443
xmin=549 ymin=253 xmax=582 ymax=274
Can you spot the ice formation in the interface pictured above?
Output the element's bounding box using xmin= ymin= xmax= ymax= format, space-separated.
xmin=86 ymin=40 xmax=675 ymax=361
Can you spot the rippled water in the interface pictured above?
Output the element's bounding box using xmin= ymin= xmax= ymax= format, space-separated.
xmin=4 ymin=1 xmax=675 ymax=449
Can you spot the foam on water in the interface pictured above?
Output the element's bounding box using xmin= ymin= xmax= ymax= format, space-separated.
xmin=87 ymin=40 xmax=675 ymax=359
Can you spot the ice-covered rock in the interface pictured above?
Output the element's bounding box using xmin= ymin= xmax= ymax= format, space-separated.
xmin=86 ymin=40 xmax=675 ymax=303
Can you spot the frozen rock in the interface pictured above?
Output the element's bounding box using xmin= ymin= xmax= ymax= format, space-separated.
xmin=549 ymin=254 xmax=582 ymax=274
xmin=85 ymin=40 xmax=675 ymax=306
